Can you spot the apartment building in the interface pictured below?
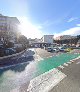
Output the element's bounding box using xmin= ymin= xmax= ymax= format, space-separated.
xmin=55 ymin=35 xmax=77 ymax=40
xmin=0 ymin=14 xmax=20 ymax=43
xmin=41 ymin=35 xmax=54 ymax=44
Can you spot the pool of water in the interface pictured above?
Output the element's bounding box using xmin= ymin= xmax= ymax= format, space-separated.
xmin=0 ymin=53 xmax=79 ymax=92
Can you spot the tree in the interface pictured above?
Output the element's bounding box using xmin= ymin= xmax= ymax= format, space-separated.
xmin=18 ymin=35 xmax=29 ymax=48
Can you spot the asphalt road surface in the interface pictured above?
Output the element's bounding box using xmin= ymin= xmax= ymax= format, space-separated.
xmin=0 ymin=49 xmax=35 ymax=67
xmin=32 ymin=48 xmax=80 ymax=92
xmin=35 ymin=48 xmax=61 ymax=58
xmin=50 ymin=58 xmax=80 ymax=92
xmin=12 ymin=48 xmax=80 ymax=92
xmin=0 ymin=48 xmax=80 ymax=92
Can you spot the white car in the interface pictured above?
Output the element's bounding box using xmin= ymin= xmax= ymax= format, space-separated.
xmin=53 ymin=48 xmax=59 ymax=52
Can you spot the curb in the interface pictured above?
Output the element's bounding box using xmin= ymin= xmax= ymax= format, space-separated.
xmin=0 ymin=49 xmax=26 ymax=60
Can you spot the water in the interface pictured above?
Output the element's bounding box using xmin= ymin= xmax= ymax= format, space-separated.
xmin=0 ymin=52 xmax=79 ymax=92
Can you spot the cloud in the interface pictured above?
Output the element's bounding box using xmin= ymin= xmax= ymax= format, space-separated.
xmin=76 ymin=24 xmax=80 ymax=26
xmin=54 ymin=17 xmax=80 ymax=38
xmin=18 ymin=16 xmax=44 ymax=39
xmin=40 ymin=19 xmax=61 ymax=28
xmin=54 ymin=26 xmax=80 ymax=38
xmin=62 ymin=27 xmax=80 ymax=35
xmin=67 ymin=17 xmax=78 ymax=22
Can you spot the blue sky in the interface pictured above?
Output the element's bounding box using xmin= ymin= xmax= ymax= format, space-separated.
xmin=0 ymin=0 xmax=80 ymax=38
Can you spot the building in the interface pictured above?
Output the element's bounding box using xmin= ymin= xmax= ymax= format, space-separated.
xmin=76 ymin=39 xmax=80 ymax=47
xmin=28 ymin=38 xmax=41 ymax=45
xmin=41 ymin=35 xmax=54 ymax=44
xmin=54 ymin=35 xmax=78 ymax=45
xmin=0 ymin=14 xmax=20 ymax=43
xmin=28 ymin=35 xmax=54 ymax=48
xmin=55 ymin=35 xmax=77 ymax=40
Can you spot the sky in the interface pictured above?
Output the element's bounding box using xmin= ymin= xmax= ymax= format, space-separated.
xmin=0 ymin=0 xmax=80 ymax=38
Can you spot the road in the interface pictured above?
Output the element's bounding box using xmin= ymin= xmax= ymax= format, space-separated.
xmin=0 ymin=49 xmax=35 ymax=67
xmin=35 ymin=48 xmax=62 ymax=58
xmin=0 ymin=49 xmax=37 ymax=92
xmin=0 ymin=48 xmax=80 ymax=92
xmin=36 ymin=48 xmax=80 ymax=92
xmin=50 ymin=56 xmax=80 ymax=92
xmin=0 ymin=48 xmax=56 ymax=92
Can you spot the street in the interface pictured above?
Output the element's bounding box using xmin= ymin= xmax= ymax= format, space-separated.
xmin=0 ymin=49 xmax=36 ymax=92
xmin=0 ymin=49 xmax=35 ymax=67
xmin=35 ymin=48 xmax=80 ymax=92
xmin=0 ymin=48 xmax=80 ymax=92
xmin=50 ymin=58 xmax=80 ymax=92
xmin=0 ymin=1 xmax=80 ymax=92
xmin=0 ymin=48 xmax=61 ymax=92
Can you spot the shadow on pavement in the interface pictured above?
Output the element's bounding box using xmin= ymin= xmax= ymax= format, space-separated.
xmin=0 ymin=50 xmax=35 ymax=76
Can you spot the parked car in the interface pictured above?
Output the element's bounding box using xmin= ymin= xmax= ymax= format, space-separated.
xmin=0 ymin=45 xmax=5 ymax=57
xmin=59 ymin=47 xmax=69 ymax=52
xmin=59 ymin=48 xmax=65 ymax=52
xmin=53 ymin=48 xmax=59 ymax=52
xmin=5 ymin=48 xmax=16 ymax=55
xmin=47 ymin=47 xmax=53 ymax=52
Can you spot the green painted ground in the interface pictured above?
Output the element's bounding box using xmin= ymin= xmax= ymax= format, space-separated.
xmin=0 ymin=52 xmax=80 ymax=92
xmin=35 ymin=53 xmax=80 ymax=77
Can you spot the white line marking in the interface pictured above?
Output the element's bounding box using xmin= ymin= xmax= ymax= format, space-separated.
xmin=72 ymin=59 xmax=76 ymax=60
xmin=27 ymin=68 xmax=66 ymax=92
xmin=58 ymin=65 xmax=64 ymax=69
xmin=70 ymin=60 xmax=73 ymax=62
xmin=67 ymin=62 xmax=72 ymax=64
xmin=71 ymin=60 xmax=74 ymax=63
xmin=63 ymin=63 xmax=68 ymax=66
xmin=70 ymin=60 xmax=74 ymax=63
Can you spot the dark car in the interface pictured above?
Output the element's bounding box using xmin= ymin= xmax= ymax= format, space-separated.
xmin=0 ymin=45 xmax=5 ymax=57
xmin=47 ymin=47 xmax=53 ymax=52
xmin=5 ymin=48 xmax=16 ymax=55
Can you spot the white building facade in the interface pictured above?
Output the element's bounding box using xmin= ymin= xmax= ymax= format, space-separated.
xmin=0 ymin=14 xmax=20 ymax=43
xmin=41 ymin=35 xmax=54 ymax=44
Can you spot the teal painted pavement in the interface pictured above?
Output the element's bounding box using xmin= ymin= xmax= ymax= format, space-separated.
xmin=0 ymin=52 xmax=79 ymax=92
xmin=35 ymin=53 xmax=80 ymax=77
